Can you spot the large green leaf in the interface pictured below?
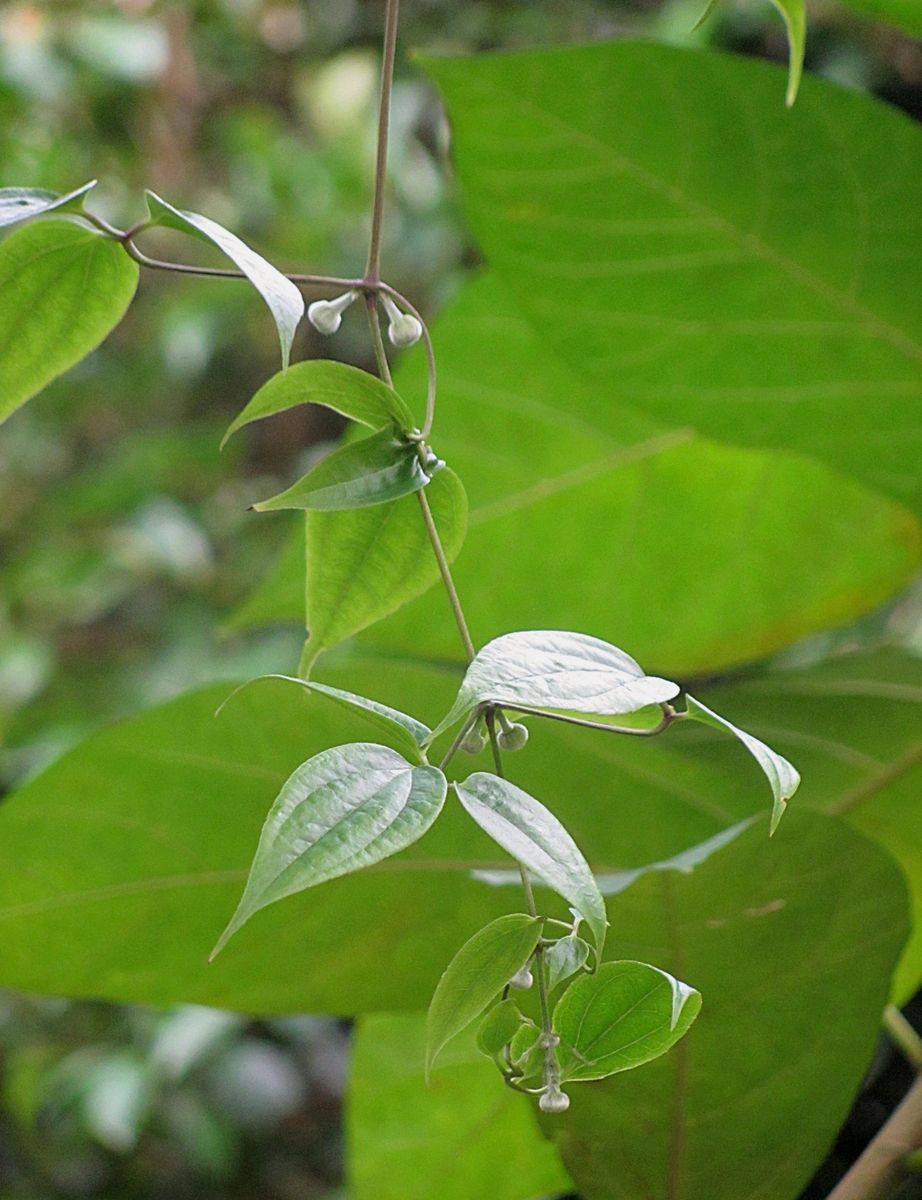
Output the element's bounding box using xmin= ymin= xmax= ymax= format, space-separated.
xmin=0 ymin=219 xmax=139 ymax=424
xmin=423 ymin=43 xmax=922 ymax=516
xmin=255 ymin=428 xmax=433 ymax=513
xmin=222 ymin=359 xmax=414 ymax=448
xmin=145 ymin=190 xmax=303 ymax=368
xmin=454 ymin=772 xmax=608 ymax=952
xmin=302 ymin=466 xmax=467 ymax=671
xmin=349 ymin=1015 xmax=571 ymax=1200
xmin=231 ymin=276 xmax=920 ymax=679
xmin=836 ymin=0 xmax=922 ymax=36
xmin=212 ymin=742 xmax=447 ymax=958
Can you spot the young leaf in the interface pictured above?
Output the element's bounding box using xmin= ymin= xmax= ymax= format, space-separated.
xmin=0 ymin=180 xmax=96 ymax=230
xmin=545 ymin=935 xmax=591 ymax=993
xmin=426 ymin=913 xmax=542 ymax=1080
xmin=476 ymin=998 xmax=526 ymax=1058
xmin=217 ymin=674 xmax=430 ymax=763
xmin=683 ymin=694 xmax=800 ymax=835
xmin=554 ymin=961 xmax=701 ymax=1082
xmin=693 ymin=0 xmax=804 ymax=105
xmin=222 ymin=360 xmax=415 ymax=447
xmin=0 ymin=219 xmax=139 ymax=425
xmin=454 ymin=773 xmax=608 ymax=953
xmin=303 ymin=467 xmax=467 ymax=669
xmin=254 ymin=429 xmax=435 ymax=513
xmin=429 ymin=630 xmax=679 ymax=741
xmin=211 ymin=743 xmax=447 ymax=959
xmin=145 ymin=190 xmax=304 ymax=368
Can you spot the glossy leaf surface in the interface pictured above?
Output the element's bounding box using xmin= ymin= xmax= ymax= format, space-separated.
xmin=145 ymin=190 xmax=303 ymax=367
xmin=222 ymin=360 xmax=414 ymax=448
xmin=426 ymin=913 xmax=542 ymax=1078
xmin=0 ymin=220 xmax=138 ymax=424
xmin=454 ymin=772 xmax=607 ymax=951
xmin=545 ymin=934 xmax=591 ymax=993
xmin=554 ymin=960 xmax=701 ymax=1081
xmin=212 ymin=742 xmax=447 ymax=957
xmin=255 ymin=428 xmax=432 ymax=513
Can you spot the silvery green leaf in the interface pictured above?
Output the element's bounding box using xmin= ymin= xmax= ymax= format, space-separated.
xmin=0 ymin=181 xmax=96 ymax=229
xmin=212 ymin=743 xmax=446 ymax=958
xmin=545 ymin=935 xmax=591 ymax=993
xmin=429 ymin=630 xmax=679 ymax=741
xmin=684 ymin=695 xmax=800 ymax=834
xmin=454 ymin=772 xmax=607 ymax=952
xmin=145 ymin=190 xmax=303 ymax=367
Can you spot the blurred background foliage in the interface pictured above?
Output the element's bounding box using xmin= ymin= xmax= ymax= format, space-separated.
xmin=0 ymin=1 xmax=920 ymax=1196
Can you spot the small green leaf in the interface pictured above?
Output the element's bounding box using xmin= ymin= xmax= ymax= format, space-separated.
xmin=476 ymin=999 xmax=526 ymax=1058
xmin=426 ymin=913 xmax=542 ymax=1080
xmin=216 ymin=673 xmax=430 ymax=763
xmin=0 ymin=219 xmax=139 ymax=425
xmin=222 ymin=360 xmax=415 ymax=448
xmin=429 ymin=630 xmax=679 ymax=742
xmin=545 ymin=935 xmax=591 ymax=993
xmin=454 ymin=773 xmax=608 ymax=953
xmin=304 ymin=467 xmax=467 ymax=669
xmin=145 ymin=190 xmax=303 ymax=368
xmin=212 ymin=743 xmax=447 ymax=959
xmin=554 ymin=961 xmax=701 ymax=1082
xmin=771 ymin=0 xmax=806 ymax=107
xmin=0 ymin=181 xmax=96 ymax=230
xmin=683 ymin=694 xmax=800 ymax=835
xmin=254 ymin=429 xmax=435 ymax=513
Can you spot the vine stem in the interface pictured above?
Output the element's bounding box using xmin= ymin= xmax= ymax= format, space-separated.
xmin=366 ymin=0 xmax=399 ymax=283
xmin=825 ymin=1073 xmax=922 ymax=1200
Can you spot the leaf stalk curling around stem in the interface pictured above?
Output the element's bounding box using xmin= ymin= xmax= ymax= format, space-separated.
xmin=486 ymin=710 xmax=559 ymax=1099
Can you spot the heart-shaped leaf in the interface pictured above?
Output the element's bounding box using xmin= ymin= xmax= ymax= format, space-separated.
xmin=222 ymin=360 xmax=414 ymax=448
xmin=683 ymin=694 xmax=800 ymax=834
xmin=454 ymin=772 xmax=607 ymax=952
xmin=426 ymin=913 xmax=542 ymax=1079
xmin=545 ymin=934 xmax=591 ymax=993
xmin=212 ymin=743 xmax=447 ymax=958
xmin=254 ymin=428 xmax=435 ymax=513
xmin=554 ymin=960 xmax=701 ymax=1082
xmin=430 ymin=630 xmax=679 ymax=741
xmin=0 ymin=180 xmax=96 ymax=230
xmin=145 ymin=189 xmax=303 ymax=367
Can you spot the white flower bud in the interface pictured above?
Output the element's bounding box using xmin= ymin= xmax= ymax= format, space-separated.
xmin=381 ymin=294 xmax=423 ymax=347
xmin=539 ymin=1085 xmax=570 ymax=1114
xmin=508 ymin=965 xmax=533 ymax=990
xmin=461 ymin=724 xmax=487 ymax=755
xmin=308 ymin=290 xmax=357 ymax=335
xmin=498 ymin=722 xmax=529 ymax=752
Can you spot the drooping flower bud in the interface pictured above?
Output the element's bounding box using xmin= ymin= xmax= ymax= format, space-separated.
xmin=539 ymin=1085 xmax=570 ymax=1113
xmin=461 ymin=723 xmax=487 ymax=755
xmin=508 ymin=965 xmax=534 ymax=990
xmin=381 ymin=294 xmax=423 ymax=347
xmin=498 ymin=721 xmax=529 ymax=752
xmin=308 ymin=290 xmax=357 ymax=335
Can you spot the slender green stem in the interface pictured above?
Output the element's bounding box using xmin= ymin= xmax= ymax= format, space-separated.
xmin=366 ymin=0 xmax=400 ymax=282
xmin=365 ymin=294 xmax=393 ymax=385
xmin=499 ymin=702 xmax=682 ymax=738
xmin=885 ymin=1005 xmax=922 ymax=1072
xmin=439 ymin=712 xmax=479 ymax=771
xmin=417 ymin=487 xmax=476 ymax=661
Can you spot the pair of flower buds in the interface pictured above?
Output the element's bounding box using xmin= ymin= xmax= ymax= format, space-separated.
xmin=307 ymin=289 xmax=423 ymax=347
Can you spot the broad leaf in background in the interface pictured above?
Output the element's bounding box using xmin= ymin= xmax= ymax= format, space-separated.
xmin=231 ymin=276 xmax=920 ymax=679
xmin=222 ymin=360 xmax=414 ymax=447
xmin=211 ymin=742 xmax=447 ymax=958
xmin=538 ymin=813 xmax=908 ymax=1200
xmin=553 ymin=961 xmax=700 ymax=1082
xmin=426 ymin=913 xmax=542 ymax=1078
xmin=349 ymin=1015 xmax=571 ymax=1200
xmin=0 ymin=180 xmax=96 ymax=229
xmin=836 ymin=0 xmax=922 ymax=36
xmin=430 ymin=630 xmax=679 ymax=740
xmin=145 ymin=190 xmax=304 ymax=368
xmin=302 ymin=467 xmax=467 ymax=672
xmin=425 ymin=44 xmax=922 ymax=515
xmin=683 ymin=694 xmax=800 ymax=833
xmin=454 ymin=772 xmax=608 ymax=951
xmin=0 ymin=219 xmax=139 ymax=424
xmin=254 ymin=428 xmax=434 ymax=512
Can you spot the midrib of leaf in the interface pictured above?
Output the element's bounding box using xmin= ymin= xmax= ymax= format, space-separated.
xmin=457 ymin=70 xmax=922 ymax=370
